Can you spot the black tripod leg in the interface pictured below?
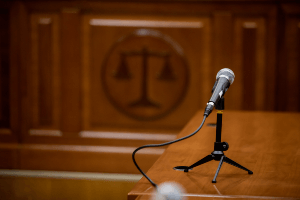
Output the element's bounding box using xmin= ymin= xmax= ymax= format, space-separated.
xmin=188 ymin=154 xmax=214 ymax=170
xmin=174 ymin=154 xmax=213 ymax=172
xmin=223 ymin=156 xmax=253 ymax=174
xmin=212 ymin=155 xmax=225 ymax=183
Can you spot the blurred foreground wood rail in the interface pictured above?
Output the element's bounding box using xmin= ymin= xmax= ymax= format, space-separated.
xmin=128 ymin=111 xmax=300 ymax=200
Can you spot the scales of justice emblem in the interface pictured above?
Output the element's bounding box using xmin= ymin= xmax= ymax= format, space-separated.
xmin=102 ymin=29 xmax=189 ymax=120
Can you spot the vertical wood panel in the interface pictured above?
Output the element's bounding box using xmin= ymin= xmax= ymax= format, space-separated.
xmin=242 ymin=24 xmax=257 ymax=110
xmin=277 ymin=5 xmax=300 ymax=112
xmin=30 ymin=15 xmax=60 ymax=130
xmin=285 ymin=19 xmax=300 ymax=111
xmin=265 ymin=7 xmax=277 ymax=111
xmin=254 ymin=19 xmax=267 ymax=111
xmin=213 ymin=12 xmax=235 ymax=109
xmin=232 ymin=19 xmax=243 ymax=110
xmin=213 ymin=12 xmax=233 ymax=70
xmin=9 ymin=1 xmax=29 ymax=142
xmin=38 ymin=21 xmax=53 ymax=126
xmin=0 ymin=6 xmax=15 ymax=141
xmin=82 ymin=16 xmax=90 ymax=131
xmin=277 ymin=16 xmax=300 ymax=112
xmin=0 ymin=9 xmax=10 ymax=129
xmin=61 ymin=10 xmax=81 ymax=134
xmin=276 ymin=14 xmax=288 ymax=112
xmin=233 ymin=18 xmax=266 ymax=111
xmin=197 ymin=19 xmax=213 ymax=108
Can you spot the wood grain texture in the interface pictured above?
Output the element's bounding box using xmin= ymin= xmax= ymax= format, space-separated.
xmin=0 ymin=143 xmax=163 ymax=174
xmin=0 ymin=145 xmax=18 ymax=169
xmin=30 ymin=14 xmax=60 ymax=129
xmin=233 ymin=18 xmax=268 ymax=111
xmin=9 ymin=1 xmax=287 ymax=139
xmin=0 ymin=7 xmax=16 ymax=142
xmin=82 ymin=14 xmax=209 ymax=131
xmin=128 ymin=111 xmax=300 ymax=199
xmin=242 ymin=25 xmax=257 ymax=110
xmin=213 ymin=12 xmax=233 ymax=75
xmin=8 ymin=1 xmax=29 ymax=143
xmin=1 ymin=0 xmax=300 ymax=178
xmin=264 ymin=6 xmax=277 ymax=111
xmin=38 ymin=21 xmax=53 ymax=126
xmin=277 ymin=4 xmax=300 ymax=112
xmin=0 ymin=9 xmax=10 ymax=129
xmin=60 ymin=10 xmax=81 ymax=134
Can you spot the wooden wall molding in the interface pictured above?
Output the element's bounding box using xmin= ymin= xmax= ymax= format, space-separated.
xmin=0 ymin=143 xmax=163 ymax=174
xmin=79 ymin=131 xmax=176 ymax=141
xmin=29 ymin=129 xmax=62 ymax=137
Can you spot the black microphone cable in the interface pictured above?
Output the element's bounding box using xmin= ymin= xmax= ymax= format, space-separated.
xmin=132 ymin=115 xmax=207 ymax=188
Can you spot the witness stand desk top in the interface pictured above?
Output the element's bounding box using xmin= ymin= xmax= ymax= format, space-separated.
xmin=128 ymin=111 xmax=300 ymax=200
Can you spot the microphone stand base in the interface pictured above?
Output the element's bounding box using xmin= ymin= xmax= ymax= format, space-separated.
xmin=174 ymin=98 xmax=253 ymax=183
xmin=174 ymin=150 xmax=253 ymax=183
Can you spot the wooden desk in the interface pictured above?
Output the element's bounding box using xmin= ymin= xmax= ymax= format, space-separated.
xmin=128 ymin=111 xmax=300 ymax=200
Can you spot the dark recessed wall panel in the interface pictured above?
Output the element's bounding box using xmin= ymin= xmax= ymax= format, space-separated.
xmin=0 ymin=10 xmax=10 ymax=129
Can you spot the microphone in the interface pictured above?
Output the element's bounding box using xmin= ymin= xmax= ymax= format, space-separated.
xmin=204 ymin=68 xmax=235 ymax=116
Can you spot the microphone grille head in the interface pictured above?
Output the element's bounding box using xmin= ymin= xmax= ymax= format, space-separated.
xmin=216 ymin=68 xmax=235 ymax=84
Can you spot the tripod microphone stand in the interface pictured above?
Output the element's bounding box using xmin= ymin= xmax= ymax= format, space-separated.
xmin=174 ymin=97 xmax=253 ymax=183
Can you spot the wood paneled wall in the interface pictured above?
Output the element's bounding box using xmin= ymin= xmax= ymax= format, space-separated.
xmin=0 ymin=0 xmax=299 ymax=173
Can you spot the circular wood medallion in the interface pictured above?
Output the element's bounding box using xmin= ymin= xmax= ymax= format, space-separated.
xmin=102 ymin=29 xmax=189 ymax=120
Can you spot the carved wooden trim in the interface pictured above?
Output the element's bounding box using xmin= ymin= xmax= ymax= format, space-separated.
xmin=29 ymin=129 xmax=62 ymax=137
xmin=90 ymin=19 xmax=203 ymax=28
xmin=79 ymin=131 xmax=176 ymax=141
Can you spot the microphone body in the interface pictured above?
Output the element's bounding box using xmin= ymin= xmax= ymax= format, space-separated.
xmin=204 ymin=68 xmax=235 ymax=116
